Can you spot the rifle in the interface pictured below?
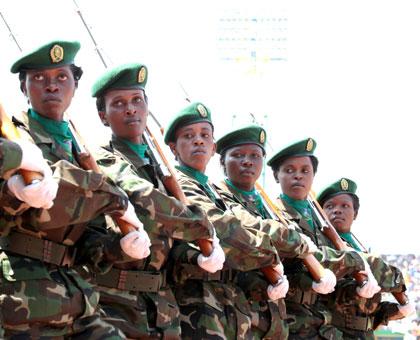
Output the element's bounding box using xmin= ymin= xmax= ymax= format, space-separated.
xmin=0 ymin=102 xmax=43 ymax=184
xmin=143 ymin=124 xmax=213 ymax=256
xmin=307 ymin=192 xmax=409 ymax=306
xmin=68 ymin=120 xmax=136 ymax=235
xmin=255 ymin=182 xmax=325 ymax=282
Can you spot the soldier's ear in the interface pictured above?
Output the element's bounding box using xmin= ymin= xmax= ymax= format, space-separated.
xmin=273 ymin=169 xmax=280 ymax=183
xmin=168 ymin=142 xmax=178 ymax=159
xmin=98 ymin=111 xmax=109 ymax=127
xmin=210 ymin=141 xmax=216 ymax=157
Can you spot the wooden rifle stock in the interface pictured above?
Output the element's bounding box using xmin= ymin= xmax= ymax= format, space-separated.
xmin=308 ymin=193 xmax=409 ymax=305
xmin=255 ymin=182 xmax=325 ymax=282
xmin=0 ymin=103 xmax=43 ymax=184
xmin=143 ymin=125 xmax=213 ymax=256
xmin=68 ymin=120 xmax=135 ymax=235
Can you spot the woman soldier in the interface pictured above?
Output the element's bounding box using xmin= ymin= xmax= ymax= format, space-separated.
xmin=318 ymin=178 xmax=415 ymax=338
xmin=89 ymin=63 xmax=223 ymax=338
xmin=0 ymin=40 xmax=152 ymax=338
xmin=216 ymin=125 xmax=339 ymax=339
xmin=164 ymin=102 xmax=319 ymax=339
xmin=267 ymin=138 xmax=381 ymax=339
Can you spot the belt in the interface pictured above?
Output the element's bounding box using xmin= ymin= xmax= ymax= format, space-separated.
xmin=0 ymin=232 xmax=75 ymax=266
xmin=332 ymin=313 xmax=373 ymax=331
xmin=286 ymin=288 xmax=318 ymax=305
xmin=181 ymin=264 xmax=238 ymax=283
xmin=96 ymin=267 xmax=166 ymax=292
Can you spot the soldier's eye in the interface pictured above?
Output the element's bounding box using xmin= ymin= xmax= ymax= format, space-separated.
xmin=58 ymin=73 xmax=68 ymax=81
xmin=33 ymin=74 xmax=44 ymax=81
xmin=113 ymin=100 xmax=124 ymax=107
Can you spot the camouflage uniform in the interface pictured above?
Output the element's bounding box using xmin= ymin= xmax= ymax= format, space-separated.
xmin=220 ymin=179 xmax=288 ymax=339
xmin=0 ymin=112 xmax=128 ymax=338
xmin=0 ymin=139 xmax=22 ymax=178
xmin=170 ymin=167 xmax=312 ymax=340
xmin=80 ymin=135 xmax=214 ymax=339
xmin=279 ymin=197 xmax=366 ymax=340
xmin=324 ymin=252 xmax=406 ymax=339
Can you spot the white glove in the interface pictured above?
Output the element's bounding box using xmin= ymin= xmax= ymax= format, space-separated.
xmin=398 ymin=302 xmax=416 ymax=318
xmin=267 ymin=274 xmax=289 ymax=300
xmin=312 ymin=269 xmax=336 ymax=294
xmin=197 ymin=233 xmax=226 ymax=273
xmin=119 ymin=202 xmax=151 ymax=259
xmin=7 ymin=173 xmax=58 ymax=209
xmin=300 ymin=234 xmax=318 ymax=254
xmin=120 ymin=229 xmax=151 ymax=260
xmin=356 ymin=259 xmax=381 ymax=298
xmin=16 ymin=140 xmax=51 ymax=175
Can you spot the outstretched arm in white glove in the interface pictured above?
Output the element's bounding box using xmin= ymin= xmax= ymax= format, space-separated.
xmin=312 ymin=269 xmax=336 ymax=294
xmin=7 ymin=173 xmax=58 ymax=209
xmin=119 ymin=202 xmax=151 ymax=260
xmin=267 ymin=263 xmax=289 ymax=300
xmin=197 ymin=232 xmax=226 ymax=273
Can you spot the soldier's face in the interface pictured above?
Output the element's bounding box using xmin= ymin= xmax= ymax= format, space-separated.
xmin=170 ymin=122 xmax=215 ymax=173
xmin=323 ymin=194 xmax=355 ymax=233
xmin=100 ymin=89 xmax=148 ymax=144
xmin=223 ymin=144 xmax=264 ymax=191
xmin=276 ymin=156 xmax=314 ymax=200
xmin=22 ymin=66 xmax=76 ymax=121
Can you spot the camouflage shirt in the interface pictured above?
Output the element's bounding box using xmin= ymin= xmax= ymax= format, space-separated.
xmin=220 ymin=179 xmax=289 ymax=339
xmin=325 ymin=250 xmax=406 ymax=339
xmin=90 ymin=135 xmax=214 ymax=272
xmin=83 ymin=135 xmax=215 ymax=339
xmin=0 ymin=111 xmax=129 ymax=337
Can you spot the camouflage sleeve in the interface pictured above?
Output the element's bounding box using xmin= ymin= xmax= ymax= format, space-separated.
xmin=228 ymin=202 xmax=310 ymax=259
xmin=177 ymin=172 xmax=279 ymax=271
xmin=282 ymin=246 xmax=366 ymax=291
xmin=95 ymin=148 xmax=213 ymax=241
xmin=0 ymin=138 xmax=22 ymax=178
xmin=315 ymin=246 xmax=366 ymax=279
xmin=372 ymin=301 xmax=401 ymax=329
xmin=362 ymin=253 xmax=406 ymax=292
xmin=76 ymin=216 xmax=134 ymax=273
xmin=0 ymin=160 xmax=129 ymax=235
xmin=28 ymin=160 xmax=129 ymax=229
xmin=170 ymin=240 xmax=201 ymax=265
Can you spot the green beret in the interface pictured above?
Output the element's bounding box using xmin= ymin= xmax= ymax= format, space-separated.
xmin=267 ymin=137 xmax=318 ymax=170
xmin=11 ymin=40 xmax=80 ymax=73
xmin=91 ymin=63 xmax=148 ymax=98
xmin=317 ymin=178 xmax=358 ymax=207
xmin=216 ymin=125 xmax=266 ymax=155
xmin=164 ymin=102 xmax=213 ymax=144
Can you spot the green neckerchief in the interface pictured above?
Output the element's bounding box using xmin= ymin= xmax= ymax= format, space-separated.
xmin=176 ymin=165 xmax=217 ymax=202
xmin=29 ymin=109 xmax=74 ymax=160
xmin=281 ymin=193 xmax=315 ymax=230
xmin=121 ymin=138 xmax=149 ymax=159
xmin=225 ymin=179 xmax=267 ymax=218
xmin=339 ymin=232 xmax=362 ymax=251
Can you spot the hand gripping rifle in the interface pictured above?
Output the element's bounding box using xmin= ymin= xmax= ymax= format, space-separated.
xmin=0 ymin=102 xmax=43 ymax=184
xmin=68 ymin=120 xmax=136 ymax=235
xmin=307 ymin=192 xmax=409 ymax=306
xmin=255 ymin=182 xmax=325 ymax=282
xmin=142 ymin=123 xmax=213 ymax=256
